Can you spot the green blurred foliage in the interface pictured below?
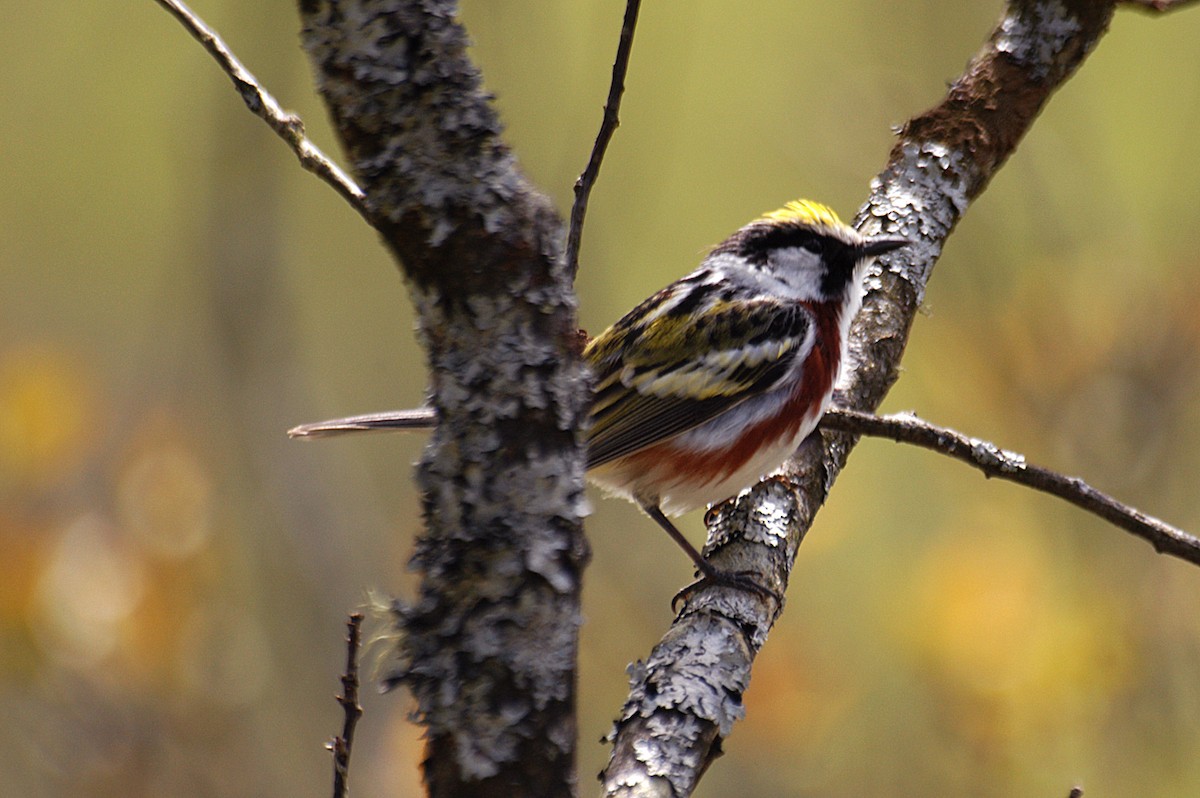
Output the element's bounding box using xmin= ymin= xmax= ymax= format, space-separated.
xmin=2 ymin=1 xmax=1199 ymax=796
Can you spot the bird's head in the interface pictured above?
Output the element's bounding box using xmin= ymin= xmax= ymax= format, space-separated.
xmin=712 ymin=199 xmax=909 ymax=301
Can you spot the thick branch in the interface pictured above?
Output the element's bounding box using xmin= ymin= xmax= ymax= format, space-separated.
xmin=298 ymin=2 xmax=589 ymax=796
xmin=822 ymin=408 xmax=1200 ymax=567
xmin=602 ymin=2 xmax=1130 ymax=795
xmin=153 ymin=0 xmax=371 ymax=224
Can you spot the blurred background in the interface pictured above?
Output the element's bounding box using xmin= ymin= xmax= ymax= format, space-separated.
xmin=3 ymin=2 xmax=1200 ymax=796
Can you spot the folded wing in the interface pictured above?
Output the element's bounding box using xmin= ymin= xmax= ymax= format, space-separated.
xmin=586 ymin=294 xmax=814 ymax=468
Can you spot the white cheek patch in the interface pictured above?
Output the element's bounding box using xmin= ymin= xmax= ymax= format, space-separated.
xmin=764 ymin=247 xmax=825 ymax=300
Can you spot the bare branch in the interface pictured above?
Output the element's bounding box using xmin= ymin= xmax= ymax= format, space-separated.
xmin=822 ymin=408 xmax=1200 ymax=568
xmin=328 ymin=613 xmax=364 ymax=798
xmin=565 ymin=0 xmax=642 ymax=277
xmin=153 ymin=0 xmax=372 ymax=225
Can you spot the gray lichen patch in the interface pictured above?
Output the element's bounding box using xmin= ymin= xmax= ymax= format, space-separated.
xmin=996 ymin=1 xmax=1084 ymax=80
xmin=858 ymin=140 xmax=971 ymax=304
xmin=301 ymin=0 xmax=537 ymax=250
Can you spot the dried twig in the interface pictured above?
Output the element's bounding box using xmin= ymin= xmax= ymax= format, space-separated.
xmin=153 ymin=0 xmax=372 ymax=225
xmin=822 ymin=408 xmax=1200 ymax=568
xmin=564 ymin=0 xmax=642 ymax=277
xmin=328 ymin=613 xmax=364 ymax=798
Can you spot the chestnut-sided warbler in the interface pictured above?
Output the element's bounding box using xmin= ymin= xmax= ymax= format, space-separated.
xmin=291 ymin=200 xmax=908 ymax=599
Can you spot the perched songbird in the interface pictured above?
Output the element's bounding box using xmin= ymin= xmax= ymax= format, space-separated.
xmin=290 ymin=200 xmax=908 ymax=599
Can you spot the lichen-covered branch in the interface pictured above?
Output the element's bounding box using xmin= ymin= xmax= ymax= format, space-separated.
xmin=601 ymin=2 xmax=1137 ymax=795
xmin=298 ymin=1 xmax=589 ymax=795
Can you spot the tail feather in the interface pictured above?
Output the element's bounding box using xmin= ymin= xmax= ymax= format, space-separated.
xmin=288 ymin=407 xmax=438 ymax=438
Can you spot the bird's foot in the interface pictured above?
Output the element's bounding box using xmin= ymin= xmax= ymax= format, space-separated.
xmin=671 ymin=566 xmax=782 ymax=611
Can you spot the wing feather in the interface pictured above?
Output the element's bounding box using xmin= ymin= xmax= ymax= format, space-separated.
xmin=585 ymin=293 xmax=814 ymax=468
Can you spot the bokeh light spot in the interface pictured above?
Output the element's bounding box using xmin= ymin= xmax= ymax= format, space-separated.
xmin=34 ymin=514 xmax=145 ymax=667
xmin=117 ymin=437 xmax=214 ymax=560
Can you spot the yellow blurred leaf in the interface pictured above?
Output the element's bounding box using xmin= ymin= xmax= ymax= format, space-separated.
xmin=898 ymin=506 xmax=1133 ymax=737
xmin=0 ymin=345 xmax=96 ymax=488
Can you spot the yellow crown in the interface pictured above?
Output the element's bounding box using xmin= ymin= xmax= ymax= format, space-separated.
xmin=757 ymin=199 xmax=844 ymax=229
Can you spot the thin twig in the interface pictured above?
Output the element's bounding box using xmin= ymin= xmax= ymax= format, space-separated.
xmin=153 ymin=0 xmax=373 ymax=226
xmin=564 ymin=0 xmax=642 ymax=276
xmin=329 ymin=613 xmax=365 ymax=798
xmin=822 ymin=408 xmax=1200 ymax=568
xmin=1068 ymin=787 xmax=1084 ymax=798
xmin=1121 ymin=0 xmax=1200 ymax=12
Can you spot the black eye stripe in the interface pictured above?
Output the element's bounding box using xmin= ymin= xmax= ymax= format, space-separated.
xmin=711 ymin=222 xmax=841 ymax=265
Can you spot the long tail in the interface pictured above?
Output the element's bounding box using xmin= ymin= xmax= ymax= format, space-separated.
xmin=287 ymin=407 xmax=438 ymax=438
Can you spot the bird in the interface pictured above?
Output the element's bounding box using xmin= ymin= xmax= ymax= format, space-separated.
xmin=290 ymin=200 xmax=908 ymax=601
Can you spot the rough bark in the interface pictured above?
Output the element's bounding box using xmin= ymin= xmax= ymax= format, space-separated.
xmin=299 ymin=2 xmax=590 ymax=796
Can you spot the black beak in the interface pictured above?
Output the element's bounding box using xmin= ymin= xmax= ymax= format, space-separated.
xmin=858 ymin=235 xmax=910 ymax=258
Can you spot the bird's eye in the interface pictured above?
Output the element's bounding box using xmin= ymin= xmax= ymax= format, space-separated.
xmin=800 ymin=238 xmax=823 ymax=255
